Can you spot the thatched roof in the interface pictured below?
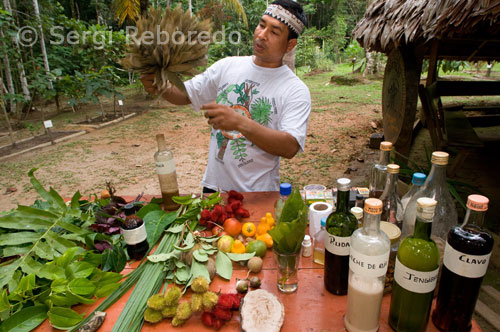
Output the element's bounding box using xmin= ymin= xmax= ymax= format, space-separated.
xmin=353 ymin=0 xmax=500 ymax=60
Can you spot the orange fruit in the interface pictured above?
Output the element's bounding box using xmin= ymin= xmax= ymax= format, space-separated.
xmin=231 ymin=240 xmax=246 ymax=254
xmin=256 ymin=233 xmax=273 ymax=248
xmin=223 ymin=217 xmax=242 ymax=237
xmin=241 ymin=222 xmax=256 ymax=237
xmin=257 ymin=218 xmax=270 ymax=236
xmin=101 ymin=189 xmax=111 ymax=199
xmin=212 ymin=226 xmax=224 ymax=236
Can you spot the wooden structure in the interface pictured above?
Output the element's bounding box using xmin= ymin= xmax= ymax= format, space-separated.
xmin=352 ymin=0 xmax=500 ymax=156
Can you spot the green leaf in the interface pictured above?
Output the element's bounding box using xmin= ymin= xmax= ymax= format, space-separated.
xmin=147 ymin=251 xmax=179 ymax=263
xmin=226 ymin=252 xmax=255 ymax=261
xmin=46 ymin=232 xmax=79 ymax=255
xmin=175 ymin=267 xmax=190 ymax=283
xmin=190 ymin=260 xmax=211 ymax=282
xmin=94 ymin=282 xmax=120 ymax=298
xmin=67 ymin=261 xmax=95 ymax=279
xmin=0 ymin=232 xmax=39 ymax=245
xmin=20 ymin=256 xmax=44 ymax=275
xmin=145 ymin=210 xmax=176 ymax=246
xmin=172 ymin=196 xmax=193 ymax=205
xmin=100 ymin=246 xmax=127 ymax=273
xmin=2 ymin=246 xmax=30 ymax=257
xmin=48 ymin=307 xmax=84 ymax=329
xmin=215 ymin=252 xmax=232 ymax=280
xmin=55 ymin=247 xmax=84 ymax=268
xmin=0 ymin=289 xmax=10 ymax=312
xmin=0 ymin=305 xmax=48 ymax=332
xmin=50 ymin=293 xmax=80 ymax=307
xmin=33 ymin=239 xmax=56 ymax=260
xmin=51 ymin=279 xmax=68 ymax=293
xmin=167 ymin=224 xmax=185 ymax=234
xmin=28 ymin=169 xmax=66 ymax=210
xmin=68 ymin=278 xmax=96 ymax=296
xmin=39 ymin=262 xmax=65 ymax=280
xmin=193 ymin=250 xmax=208 ymax=262
xmin=136 ymin=203 xmax=161 ymax=219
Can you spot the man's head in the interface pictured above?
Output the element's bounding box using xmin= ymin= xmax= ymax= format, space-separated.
xmin=264 ymin=0 xmax=307 ymax=40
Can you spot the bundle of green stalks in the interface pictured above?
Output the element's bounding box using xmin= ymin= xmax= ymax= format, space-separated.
xmin=121 ymin=5 xmax=211 ymax=93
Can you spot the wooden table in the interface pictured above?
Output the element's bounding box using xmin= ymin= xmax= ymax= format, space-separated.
xmin=35 ymin=192 xmax=482 ymax=332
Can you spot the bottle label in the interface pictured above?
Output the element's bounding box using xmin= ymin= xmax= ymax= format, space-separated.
xmin=325 ymin=234 xmax=350 ymax=256
xmin=122 ymin=223 xmax=148 ymax=245
xmin=349 ymin=246 xmax=389 ymax=278
xmin=156 ymin=160 xmax=175 ymax=175
xmin=394 ymin=257 xmax=439 ymax=293
xmin=443 ymin=241 xmax=491 ymax=278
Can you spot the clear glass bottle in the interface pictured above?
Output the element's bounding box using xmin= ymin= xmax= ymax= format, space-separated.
xmin=369 ymin=141 xmax=393 ymax=199
xmin=121 ymin=203 xmax=149 ymax=260
xmin=379 ymin=164 xmax=404 ymax=229
xmin=154 ymin=134 xmax=180 ymax=210
xmin=432 ymin=195 xmax=494 ymax=332
xmin=313 ymin=217 xmax=327 ymax=265
xmin=344 ymin=198 xmax=390 ymax=332
xmin=389 ymin=198 xmax=440 ymax=332
xmin=275 ymin=182 xmax=292 ymax=222
xmin=324 ymin=178 xmax=358 ymax=295
xmin=401 ymin=172 xmax=426 ymax=212
xmin=401 ymin=151 xmax=458 ymax=253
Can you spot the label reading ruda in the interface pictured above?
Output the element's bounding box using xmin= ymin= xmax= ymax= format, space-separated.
xmin=325 ymin=234 xmax=350 ymax=256
xmin=394 ymin=257 xmax=439 ymax=293
xmin=443 ymin=242 xmax=491 ymax=278
xmin=122 ymin=223 xmax=147 ymax=245
xmin=349 ymin=246 xmax=389 ymax=278
xmin=156 ymin=159 xmax=175 ymax=175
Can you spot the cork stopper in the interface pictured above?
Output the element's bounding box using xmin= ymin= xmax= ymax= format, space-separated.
xmin=380 ymin=141 xmax=393 ymax=151
xmin=364 ymin=198 xmax=383 ymax=215
xmin=387 ymin=164 xmax=400 ymax=174
xmin=467 ymin=195 xmax=489 ymax=212
xmin=431 ymin=151 xmax=449 ymax=165
xmin=417 ymin=197 xmax=437 ymax=220
xmin=337 ymin=178 xmax=351 ymax=191
xmin=350 ymin=207 xmax=363 ymax=220
xmin=380 ymin=221 xmax=401 ymax=245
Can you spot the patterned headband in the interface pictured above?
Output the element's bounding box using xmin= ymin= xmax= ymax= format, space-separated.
xmin=264 ymin=4 xmax=305 ymax=36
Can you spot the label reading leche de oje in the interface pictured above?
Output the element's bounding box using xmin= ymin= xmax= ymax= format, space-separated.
xmin=122 ymin=223 xmax=147 ymax=245
xmin=155 ymin=159 xmax=175 ymax=175
xmin=394 ymin=257 xmax=439 ymax=293
xmin=325 ymin=234 xmax=350 ymax=256
xmin=443 ymin=242 xmax=491 ymax=278
xmin=349 ymin=246 xmax=389 ymax=278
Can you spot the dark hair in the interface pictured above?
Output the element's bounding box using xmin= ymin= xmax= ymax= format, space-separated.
xmin=270 ymin=0 xmax=307 ymax=40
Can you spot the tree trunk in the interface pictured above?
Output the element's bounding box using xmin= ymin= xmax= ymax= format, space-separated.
xmin=69 ymin=0 xmax=76 ymax=18
xmin=32 ymin=0 xmax=53 ymax=90
xmin=188 ymin=0 xmax=192 ymax=16
xmin=140 ymin=0 xmax=148 ymax=16
xmin=0 ymin=29 xmax=16 ymax=113
xmin=363 ymin=50 xmax=376 ymax=76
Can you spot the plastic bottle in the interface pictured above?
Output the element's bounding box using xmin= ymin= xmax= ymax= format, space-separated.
xmin=401 ymin=172 xmax=426 ymax=212
xmin=401 ymin=152 xmax=458 ymax=253
xmin=275 ymin=182 xmax=292 ymax=222
xmin=379 ymin=164 xmax=404 ymax=229
xmin=344 ymin=198 xmax=390 ymax=332
xmin=389 ymin=198 xmax=440 ymax=332
xmin=432 ymin=195 xmax=494 ymax=332
xmin=121 ymin=203 xmax=149 ymax=260
xmin=302 ymin=235 xmax=312 ymax=257
xmin=313 ymin=217 xmax=327 ymax=265
xmin=369 ymin=141 xmax=393 ymax=199
xmin=154 ymin=134 xmax=180 ymax=210
xmin=324 ymin=178 xmax=358 ymax=295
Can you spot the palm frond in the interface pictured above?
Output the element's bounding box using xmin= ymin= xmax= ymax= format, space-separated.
xmin=114 ymin=0 xmax=141 ymax=25
xmin=219 ymin=0 xmax=248 ymax=26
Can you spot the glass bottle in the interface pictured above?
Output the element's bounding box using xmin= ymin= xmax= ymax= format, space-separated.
xmin=432 ymin=195 xmax=494 ymax=332
xmin=355 ymin=194 xmax=365 ymax=208
xmin=379 ymin=164 xmax=404 ymax=229
xmin=380 ymin=221 xmax=401 ymax=292
xmin=324 ymin=178 xmax=358 ymax=295
xmin=401 ymin=172 xmax=426 ymax=212
xmin=369 ymin=141 xmax=393 ymax=198
xmin=154 ymin=134 xmax=180 ymax=210
xmin=121 ymin=203 xmax=149 ymax=260
xmin=313 ymin=217 xmax=327 ymax=265
xmin=401 ymin=151 xmax=457 ymax=253
xmin=344 ymin=198 xmax=390 ymax=332
xmin=275 ymin=182 xmax=292 ymax=222
xmin=389 ymin=197 xmax=440 ymax=332
xmin=350 ymin=207 xmax=364 ymax=227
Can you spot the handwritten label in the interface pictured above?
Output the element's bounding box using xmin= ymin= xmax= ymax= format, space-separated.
xmin=443 ymin=242 xmax=491 ymax=278
xmin=325 ymin=234 xmax=350 ymax=256
xmin=122 ymin=223 xmax=147 ymax=245
xmin=394 ymin=257 xmax=439 ymax=293
xmin=349 ymin=246 xmax=389 ymax=278
xmin=43 ymin=120 xmax=53 ymax=129
xmin=156 ymin=160 xmax=175 ymax=175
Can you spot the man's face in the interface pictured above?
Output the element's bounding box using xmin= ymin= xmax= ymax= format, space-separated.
xmin=253 ymin=15 xmax=296 ymax=65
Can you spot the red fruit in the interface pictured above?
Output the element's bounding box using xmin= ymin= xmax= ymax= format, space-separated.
xmin=218 ymin=293 xmax=241 ymax=310
xmin=201 ymin=209 xmax=211 ymax=220
xmin=235 ymin=207 xmax=250 ymax=218
xmin=199 ymin=218 xmax=207 ymax=226
xmin=212 ymin=225 xmax=224 ymax=236
xmin=201 ymin=312 xmax=214 ymax=327
xmin=230 ymin=200 xmax=242 ymax=211
xmin=213 ymin=317 xmax=223 ymax=330
xmin=225 ymin=204 xmax=233 ymax=213
xmin=228 ymin=190 xmax=244 ymax=201
xmin=228 ymin=197 xmax=237 ymax=204
xmin=212 ymin=305 xmax=232 ymax=321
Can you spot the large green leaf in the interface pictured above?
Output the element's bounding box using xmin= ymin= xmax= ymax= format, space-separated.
xmin=68 ymin=278 xmax=96 ymax=296
xmin=100 ymin=246 xmax=127 ymax=273
xmin=0 ymin=232 xmax=39 ymax=245
xmin=215 ymin=252 xmax=232 ymax=280
xmin=144 ymin=210 xmax=177 ymax=246
xmin=0 ymin=305 xmax=48 ymax=332
xmin=47 ymin=307 xmax=84 ymax=329
xmin=67 ymin=261 xmax=95 ymax=279
xmin=28 ymin=168 xmax=66 ymax=210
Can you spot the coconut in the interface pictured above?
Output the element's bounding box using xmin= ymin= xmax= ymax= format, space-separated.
xmin=240 ymin=289 xmax=284 ymax=332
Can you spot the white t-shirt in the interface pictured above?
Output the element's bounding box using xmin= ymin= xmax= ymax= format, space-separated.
xmin=185 ymin=56 xmax=311 ymax=192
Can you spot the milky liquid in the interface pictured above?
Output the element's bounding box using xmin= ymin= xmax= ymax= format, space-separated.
xmin=345 ymin=274 xmax=384 ymax=332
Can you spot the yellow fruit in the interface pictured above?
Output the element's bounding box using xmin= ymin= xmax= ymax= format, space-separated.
xmin=217 ymin=235 xmax=234 ymax=253
xmin=245 ymin=240 xmax=267 ymax=258
xmin=241 ymin=222 xmax=256 ymax=237
xmin=257 ymin=218 xmax=270 ymax=236
xmin=231 ymin=240 xmax=246 ymax=254
xmin=256 ymin=233 xmax=273 ymax=248
xmin=101 ymin=189 xmax=110 ymax=199
xmin=265 ymin=212 xmax=275 ymax=228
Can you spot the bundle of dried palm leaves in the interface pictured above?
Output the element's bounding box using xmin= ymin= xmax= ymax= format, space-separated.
xmin=121 ymin=6 xmax=211 ymax=93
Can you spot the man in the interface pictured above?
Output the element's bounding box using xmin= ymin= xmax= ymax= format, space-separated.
xmin=142 ymin=0 xmax=311 ymax=193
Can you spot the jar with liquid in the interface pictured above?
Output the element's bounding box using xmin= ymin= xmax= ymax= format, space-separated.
xmin=313 ymin=217 xmax=327 ymax=265
xmin=154 ymin=134 xmax=180 ymax=210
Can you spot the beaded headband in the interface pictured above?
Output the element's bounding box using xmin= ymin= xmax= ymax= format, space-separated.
xmin=264 ymin=4 xmax=305 ymax=35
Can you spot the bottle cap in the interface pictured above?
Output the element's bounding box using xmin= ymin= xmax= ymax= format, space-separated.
xmin=412 ymin=172 xmax=426 ymax=186
xmin=302 ymin=235 xmax=311 ymax=245
xmin=337 ymin=178 xmax=351 ymax=191
xmin=304 ymin=184 xmax=326 ymax=191
xmin=467 ymin=195 xmax=489 ymax=212
xmin=417 ymin=197 xmax=437 ymax=220
xmin=387 ymin=164 xmax=400 ymax=174
xmin=380 ymin=221 xmax=401 ymax=245
xmin=431 ymin=151 xmax=449 ymax=165
xmin=380 ymin=141 xmax=393 ymax=151
xmin=124 ymin=203 xmax=135 ymax=216
xmin=280 ymin=183 xmax=292 ymax=196
xmin=320 ymin=217 xmax=326 ymax=227
xmin=364 ymin=198 xmax=383 ymax=215
xmin=350 ymin=207 xmax=363 ymax=220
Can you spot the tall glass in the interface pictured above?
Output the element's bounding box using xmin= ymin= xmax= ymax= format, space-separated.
xmin=274 ymin=249 xmax=301 ymax=293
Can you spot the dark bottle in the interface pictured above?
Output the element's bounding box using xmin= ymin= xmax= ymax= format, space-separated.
xmin=389 ymin=197 xmax=440 ymax=332
xmin=121 ymin=203 xmax=149 ymax=260
xmin=432 ymin=195 xmax=494 ymax=332
xmin=324 ymin=178 xmax=358 ymax=295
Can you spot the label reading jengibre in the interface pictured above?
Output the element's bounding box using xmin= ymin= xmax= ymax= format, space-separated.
xmin=394 ymin=257 xmax=439 ymax=293
xmin=325 ymin=234 xmax=350 ymax=256
xmin=349 ymin=246 xmax=389 ymax=278
xmin=156 ymin=159 xmax=175 ymax=175
xmin=443 ymin=242 xmax=491 ymax=278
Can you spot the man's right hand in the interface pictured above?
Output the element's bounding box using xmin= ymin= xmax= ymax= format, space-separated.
xmin=140 ymin=73 xmax=159 ymax=96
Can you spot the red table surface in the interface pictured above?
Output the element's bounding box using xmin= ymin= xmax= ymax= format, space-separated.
xmin=35 ymin=192 xmax=481 ymax=332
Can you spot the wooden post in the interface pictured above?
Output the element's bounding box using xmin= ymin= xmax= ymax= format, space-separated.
xmin=426 ymin=40 xmax=439 ymax=87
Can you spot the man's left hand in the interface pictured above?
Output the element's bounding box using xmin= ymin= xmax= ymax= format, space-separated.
xmin=202 ymin=103 xmax=246 ymax=131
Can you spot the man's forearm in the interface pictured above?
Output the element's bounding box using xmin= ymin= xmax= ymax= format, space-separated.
xmin=161 ymin=84 xmax=191 ymax=105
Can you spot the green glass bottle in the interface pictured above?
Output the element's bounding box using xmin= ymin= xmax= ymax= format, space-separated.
xmin=389 ymin=197 xmax=440 ymax=332
xmin=324 ymin=178 xmax=358 ymax=295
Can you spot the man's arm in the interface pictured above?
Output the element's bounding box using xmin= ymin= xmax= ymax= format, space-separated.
xmin=140 ymin=74 xmax=191 ymax=105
